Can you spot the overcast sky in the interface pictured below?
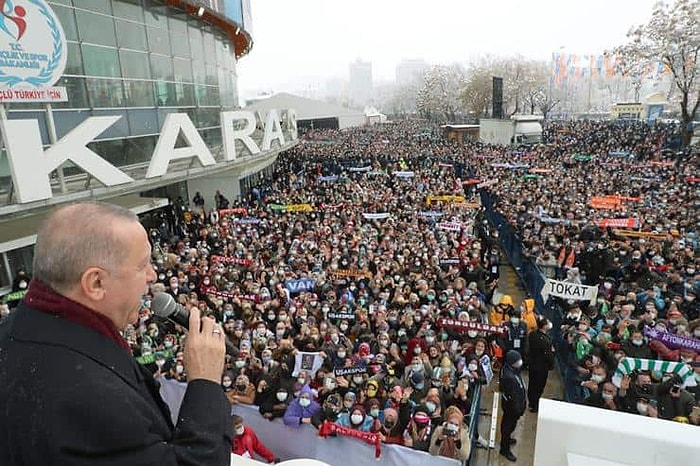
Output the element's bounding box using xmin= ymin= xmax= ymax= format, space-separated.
xmin=236 ymin=0 xmax=662 ymax=98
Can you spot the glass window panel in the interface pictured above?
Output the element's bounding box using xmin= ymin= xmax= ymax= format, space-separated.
xmin=112 ymin=0 xmax=145 ymax=22
xmin=202 ymin=30 xmax=216 ymax=64
xmin=173 ymin=59 xmax=192 ymax=83
xmin=64 ymin=43 xmax=83 ymax=75
xmin=174 ymin=84 xmax=195 ymax=107
xmin=52 ymin=5 xmax=78 ymax=41
xmin=76 ymin=11 xmax=116 ymax=46
xmin=143 ymin=2 xmax=168 ymax=28
xmin=147 ymin=27 xmax=171 ymax=56
xmin=74 ymin=0 xmax=111 ymax=14
xmin=154 ymin=81 xmax=176 ymax=107
xmin=124 ymin=135 xmax=157 ymax=165
xmin=195 ymin=85 xmax=217 ymax=107
xmin=188 ymin=24 xmax=203 ymax=56
xmin=150 ymin=54 xmax=173 ymax=81
xmin=170 ymin=30 xmax=191 ymax=58
xmin=86 ymin=139 xmax=127 ymax=168
xmin=91 ymin=109 xmax=129 ymax=139
xmin=120 ymin=50 xmax=151 ymax=79
xmin=123 ymin=80 xmax=155 ymax=107
xmin=86 ymin=78 xmax=125 ymax=108
xmin=82 ymin=45 xmax=121 ymax=77
xmin=53 ymin=110 xmax=90 ymax=139
xmin=54 ymin=77 xmax=89 ymax=109
xmin=196 ymin=108 xmax=220 ymax=128
xmin=205 ymin=64 xmax=217 ymax=86
xmin=192 ymin=60 xmax=205 ymax=84
xmin=127 ymin=109 xmax=159 ymax=137
xmin=215 ymin=39 xmax=227 ymax=67
xmin=116 ymin=20 xmax=148 ymax=51
xmin=201 ymin=128 xmax=222 ymax=150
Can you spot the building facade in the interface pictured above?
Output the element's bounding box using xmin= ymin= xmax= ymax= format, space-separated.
xmin=0 ymin=0 xmax=298 ymax=291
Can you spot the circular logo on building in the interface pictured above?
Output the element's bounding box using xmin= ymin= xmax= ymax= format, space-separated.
xmin=0 ymin=0 xmax=66 ymax=88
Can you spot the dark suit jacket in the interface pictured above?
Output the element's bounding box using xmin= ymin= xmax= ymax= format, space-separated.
xmin=0 ymin=304 xmax=232 ymax=466
xmin=527 ymin=329 xmax=555 ymax=372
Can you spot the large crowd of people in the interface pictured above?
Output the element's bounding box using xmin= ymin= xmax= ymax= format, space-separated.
xmin=2 ymin=118 xmax=698 ymax=464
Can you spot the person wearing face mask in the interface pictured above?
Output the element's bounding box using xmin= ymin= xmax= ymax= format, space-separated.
xmin=621 ymin=330 xmax=653 ymax=359
xmin=311 ymin=393 xmax=343 ymax=428
xmin=257 ymin=379 xmax=288 ymax=420
xmin=428 ymin=405 xmax=471 ymax=461
xmin=227 ymin=374 xmax=255 ymax=405
xmin=336 ymin=404 xmax=374 ymax=432
xmin=499 ymin=309 xmax=528 ymax=362
xmin=231 ymin=414 xmax=278 ymax=463
xmin=283 ymin=385 xmax=321 ymax=427
xmin=498 ymin=350 xmax=527 ymax=462
xmin=584 ymin=382 xmax=621 ymax=411
xmin=403 ymin=408 xmax=433 ymax=452
xmin=527 ymin=317 xmax=556 ymax=413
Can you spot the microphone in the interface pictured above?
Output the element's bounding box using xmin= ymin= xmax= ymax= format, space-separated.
xmin=152 ymin=292 xmax=190 ymax=328
xmin=151 ymin=292 xmax=237 ymax=354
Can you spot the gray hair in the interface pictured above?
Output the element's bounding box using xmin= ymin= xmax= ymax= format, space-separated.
xmin=33 ymin=202 xmax=139 ymax=292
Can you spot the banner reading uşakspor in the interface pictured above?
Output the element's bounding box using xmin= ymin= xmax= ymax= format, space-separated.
xmin=541 ymin=279 xmax=598 ymax=302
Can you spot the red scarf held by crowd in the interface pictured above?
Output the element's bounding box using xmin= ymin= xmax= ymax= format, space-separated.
xmin=318 ymin=421 xmax=382 ymax=458
xmin=24 ymin=279 xmax=131 ymax=352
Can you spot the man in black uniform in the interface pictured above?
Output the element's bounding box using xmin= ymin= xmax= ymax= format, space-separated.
xmin=499 ymin=350 xmax=527 ymax=462
xmin=527 ymin=316 xmax=555 ymax=413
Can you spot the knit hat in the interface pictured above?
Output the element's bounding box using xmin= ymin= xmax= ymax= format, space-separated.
xmin=506 ymin=350 xmax=522 ymax=366
xmin=410 ymin=370 xmax=425 ymax=385
xmin=366 ymin=380 xmax=379 ymax=398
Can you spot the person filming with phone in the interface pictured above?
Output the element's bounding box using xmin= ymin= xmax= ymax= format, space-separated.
xmin=0 ymin=202 xmax=232 ymax=465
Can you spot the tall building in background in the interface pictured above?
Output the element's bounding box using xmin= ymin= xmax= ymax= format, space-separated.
xmin=395 ymin=59 xmax=429 ymax=85
xmin=348 ymin=59 xmax=373 ymax=106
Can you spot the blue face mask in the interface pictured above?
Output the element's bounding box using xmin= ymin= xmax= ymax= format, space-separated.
xmin=414 ymin=383 xmax=424 ymax=390
xmin=425 ymin=401 xmax=436 ymax=413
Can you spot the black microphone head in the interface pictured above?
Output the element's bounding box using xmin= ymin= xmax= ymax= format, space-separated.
xmin=152 ymin=292 xmax=177 ymax=319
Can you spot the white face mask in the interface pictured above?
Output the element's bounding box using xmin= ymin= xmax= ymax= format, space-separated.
xmin=467 ymin=330 xmax=478 ymax=338
xmin=235 ymin=426 xmax=245 ymax=436
xmin=591 ymin=374 xmax=605 ymax=384
xmin=512 ymin=360 xmax=523 ymax=369
xmin=299 ymin=398 xmax=311 ymax=407
xmin=276 ymin=392 xmax=288 ymax=401
xmin=475 ymin=349 xmax=484 ymax=356
xmin=468 ymin=363 xmax=478 ymax=372
xmin=601 ymin=393 xmax=614 ymax=400
xmin=351 ymin=414 xmax=364 ymax=425
xmin=511 ymin=318 xmax=520 ymax=325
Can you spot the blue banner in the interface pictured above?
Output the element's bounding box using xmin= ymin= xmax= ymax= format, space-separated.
xmin=285 ymin=278 xmax=316 ymax=294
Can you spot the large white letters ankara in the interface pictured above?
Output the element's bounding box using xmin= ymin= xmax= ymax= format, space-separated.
xmin=0 ymin=109 xmax=296 ymax=204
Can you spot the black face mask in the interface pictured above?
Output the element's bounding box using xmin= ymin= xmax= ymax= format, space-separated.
xmin=236 ymin=384 xmax=247 ymax=391
xmin=384 ymin=420 xmax=395 ymax=429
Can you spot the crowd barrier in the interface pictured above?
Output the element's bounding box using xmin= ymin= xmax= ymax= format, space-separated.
xmin=159 ymin=378 xmax=479 ymax=466
xmin=480 ymin=191 xmax=568 ymax=378
xmin=231 ymin=403 xmax=461 ymax=466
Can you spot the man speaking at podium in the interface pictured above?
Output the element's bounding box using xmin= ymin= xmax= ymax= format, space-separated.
xmin=0 ymin=202 xmax=232 ymax=465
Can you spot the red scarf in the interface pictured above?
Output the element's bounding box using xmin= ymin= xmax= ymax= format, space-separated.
xmin=24 ymin=279 xmax=131 ymax=352
xmin=318 ymin=421 xmax=381 ymax=458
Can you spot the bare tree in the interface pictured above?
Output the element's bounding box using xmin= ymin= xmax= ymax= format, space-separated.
xmin=416 ymin=65 xmax=465 ymax=122
xmin=614 ymin=0 xmax=699 ymax=146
